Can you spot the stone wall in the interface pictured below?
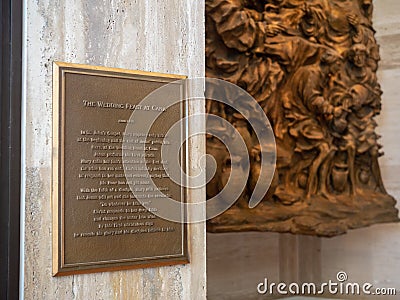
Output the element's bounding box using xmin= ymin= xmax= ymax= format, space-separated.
xmin=21 ymin=1 xmax=205 ymax=299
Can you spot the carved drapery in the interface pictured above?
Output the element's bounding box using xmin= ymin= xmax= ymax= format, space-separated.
xmin=206 ymin=0 xmax=398 ymax=236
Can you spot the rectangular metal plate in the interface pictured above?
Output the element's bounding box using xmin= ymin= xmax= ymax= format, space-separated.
xmin=52 ymin=62 xmax=188 ymax=276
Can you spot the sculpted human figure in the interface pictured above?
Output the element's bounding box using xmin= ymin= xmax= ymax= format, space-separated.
xmin=300 ymin=2 xmax=326 ymax=43
xmin=206 ymin=0 xmax=286 ymax=102
xmin=297 ymin=0 xmax=375 ymax=54
xmin=327 ymin=42 xmax=382 ymax=191
xmin=359 ymin=0 xmax=373 ymax=25
xmin=329 ymin=44 xmax=380 ymax=113
xmin=350 ymin=98 xmax=385 ymax=194
xmin=282 ymin=51 xmax=342 ymax=201
xmin=343 ymin=44 xmax=377 ymax=86
xmin=322 ymin=39 xmax=387 ymax=198
xmin=332 ymin=83 xmax=385 ymax=195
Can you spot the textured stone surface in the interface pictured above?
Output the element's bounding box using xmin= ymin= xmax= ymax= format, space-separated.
xmin=207 ymin=232 xmax=280 ymax=300
xmin=22 ymin=0 xmax=205 ymax=299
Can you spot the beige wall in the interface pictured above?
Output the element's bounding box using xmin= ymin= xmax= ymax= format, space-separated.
xmin=21 ymin=0 xmax=205 ymax=299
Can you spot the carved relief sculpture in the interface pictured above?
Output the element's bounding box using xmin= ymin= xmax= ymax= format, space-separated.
xmin=205 ymin=0 xmax=399 ymax=236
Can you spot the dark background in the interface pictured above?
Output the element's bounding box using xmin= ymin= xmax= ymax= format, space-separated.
xmin=0 ymin=0 xmax=22 ymax=299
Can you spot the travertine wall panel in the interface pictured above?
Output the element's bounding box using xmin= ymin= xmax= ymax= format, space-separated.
xmin=22 ymin=1 xmax=205 ymax=299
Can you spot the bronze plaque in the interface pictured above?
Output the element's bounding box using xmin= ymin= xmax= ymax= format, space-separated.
xmin=52 ymin=62 xmax=188 ymax=276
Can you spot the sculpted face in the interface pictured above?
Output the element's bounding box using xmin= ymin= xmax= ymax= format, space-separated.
xmin=328 ymin=59 xmax=342 ymax=76
xmin=353 ymin=49 xmax=367 ymax=67
xmin=349 ymin=45 xmax=368 ymax=67
xmin=349 ymin=84 xmax=369 ymax=109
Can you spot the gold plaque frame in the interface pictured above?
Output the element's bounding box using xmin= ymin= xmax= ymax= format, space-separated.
xmin=52 ymin=62 xmax=188 ymax=276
